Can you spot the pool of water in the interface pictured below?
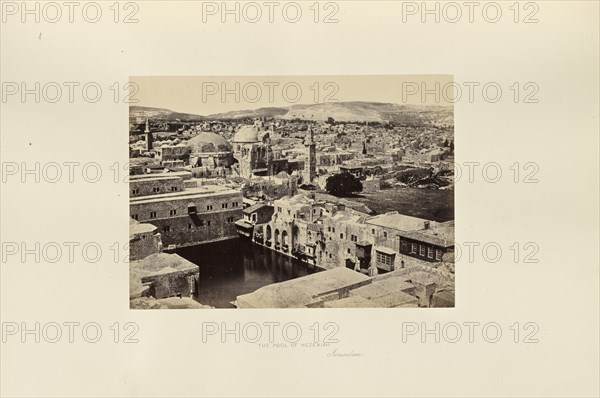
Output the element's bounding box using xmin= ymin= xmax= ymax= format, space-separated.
xmin=176 ymin=238 xmax=318 ymax=308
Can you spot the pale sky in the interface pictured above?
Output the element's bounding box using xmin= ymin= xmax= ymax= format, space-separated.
xmin=130 ymin=75 xmax=454 ymax=115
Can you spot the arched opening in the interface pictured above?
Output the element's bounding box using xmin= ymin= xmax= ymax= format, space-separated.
xmin=265 ymin=225 xmax=272 ymax=241
xmin=274 ymin=229 xmax=280 ymax=246
xmin=281 ymin=230 xmax=289 ymax=251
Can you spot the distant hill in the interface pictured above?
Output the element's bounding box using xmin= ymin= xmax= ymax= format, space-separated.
xmin=130 ymin=102 xmax=453 ymax=124
xmin=129 ymin=106 xmax=205 ymax=123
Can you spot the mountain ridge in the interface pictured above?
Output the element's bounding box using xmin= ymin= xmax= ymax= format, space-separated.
xmin=130 ymin=102 xmax=453 ymax=124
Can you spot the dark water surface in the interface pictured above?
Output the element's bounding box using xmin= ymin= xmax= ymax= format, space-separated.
xmin=177 ymin=239 xmax=317 ymax=308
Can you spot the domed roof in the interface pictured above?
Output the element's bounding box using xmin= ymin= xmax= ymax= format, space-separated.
xmin=187 ymin=132 xmax=232 ymax=153
xmin=232 ymin=125 xmax=259 ymax=143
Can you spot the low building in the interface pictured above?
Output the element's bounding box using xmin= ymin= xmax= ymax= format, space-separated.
xmin=235 ymin=265 xmax=454 ymax=308
xmin=397 ymin=220 xmax=454 ymax=264
xmin=235 ymin=203 xmax=274 ymax=239
xmin=129 ymin=252 xmax=199 ymax=301
xmin=129 ymin=218 xmax=162 ymax=261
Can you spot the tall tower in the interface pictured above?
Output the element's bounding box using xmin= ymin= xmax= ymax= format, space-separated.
xmin=304 ymin=124 xmax=316 ymax=183
xmin=143 ymin=118 xmax=153 ymax=151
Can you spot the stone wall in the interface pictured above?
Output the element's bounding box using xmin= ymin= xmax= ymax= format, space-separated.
xmin=130 ymin=191 xmax=243 ymax=247
xmin=142 ymin=269 xmax=199 ymax=299
xmin=130 ymin=230 xmax=161 ymax=261
xmin=130 ymin=177 xmax=184 ymax=197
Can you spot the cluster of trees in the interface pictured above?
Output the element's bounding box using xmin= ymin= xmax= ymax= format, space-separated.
xmin=325 ymin=172 xmax=363 ymax=197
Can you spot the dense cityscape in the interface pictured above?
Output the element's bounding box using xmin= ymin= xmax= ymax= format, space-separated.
xmin=128 ymin=102 xmax=455 ymax=309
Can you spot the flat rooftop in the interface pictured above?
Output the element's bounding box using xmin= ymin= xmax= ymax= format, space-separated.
xmin=366 ymin=213 xmax=428 ymax=231
xmin=235 ymin=267 xmax=368 ymax=308
xmin=129 ymin=219 xmax=157 ymax=237
xmin=129 ymin=175 xmax=183 ymax=183
xmin=129 ymin=185 xmax=240 ymax=205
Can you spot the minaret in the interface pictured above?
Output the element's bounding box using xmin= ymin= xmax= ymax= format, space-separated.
xmin=143 ymin=118 xmax=153 ymax=151
xmin=304 ymin=124 xmax=316 ymax=183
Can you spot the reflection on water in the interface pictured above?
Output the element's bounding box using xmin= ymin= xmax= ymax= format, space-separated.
xmin=176 ymin=238 xmax=318 ymax=308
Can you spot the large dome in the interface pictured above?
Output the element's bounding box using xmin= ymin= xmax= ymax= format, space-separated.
xmin=232 ymin=125 xmax=259 ymax=143
xmin=187 ymin=132 xmax=232 ymax=154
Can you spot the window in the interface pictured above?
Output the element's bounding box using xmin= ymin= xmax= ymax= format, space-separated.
xmin=347 ymin=248 xmax=351 ymax=254
xmin=207 ymin=220 xmax=211 ymax=226
xmin=222 ymin=203 xmax=228 ymax=209
xmin=132 ymin=189 xmax=139 ymax=195
xmin=340 ymin=233 xmax=344 ymax=239
xmin=351 ymin=235 xmax=357 ymax=242
xmin=328 ymin=227 xmax=331 ymax=232
xmin=188 ymin=223 xmax=193 ymax=229
xmin=400 ymin=240 xmax=407 ymax=251
xmin=227 ymin=217 xmax=235 ymax=223
xmin=428 ymin=247 xmax=434 ymax=259
xmin=332 ymin=227 xmax=335 ymax=233
xmin=163 ymin=225 xmax=170 ymax=232
xmin=150 ymin=211 xmax=157 ymax=219
xmin=372 ymin=229 xmax=375 ymax=234
xmin=207 ymin=205 xmax=213 ymax=210
xmin=169 ymin=209 xmax=177 ymax=216
xmin=411 ymin=243 xmax=417 ymax=254
xmin=171 ymin=186 xmax=178 ymax=192
xmin=376 ymin=251 xmax=394 ymax=267
xmin=278 ymin=207 xmax=282 ymax=212
xmin=435 ymin=250 xmax=442 ymax=261
xmin=152 ymin=187 xmax=160 ymax=193
xmin=419 ymin=245 xmax=426 ymax=256
xmin=132 ymin=214 xmax=138 ymax=220
xmin=383 ymin=231 xmax=388 ymax=238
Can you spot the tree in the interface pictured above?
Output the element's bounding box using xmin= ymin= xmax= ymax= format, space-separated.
xmin=325 ymin=172 xmax=363 ymax=197
xmin=326 ymin=116 xmax=335 ymax=125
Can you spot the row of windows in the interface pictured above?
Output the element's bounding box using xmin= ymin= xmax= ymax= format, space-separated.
xmin=221 ymin=202 xmax=239 ymax=209
xmin=131 ymin=186 xmax=179 ymax=195
xmin=132 ymin=202 xmax=239 ymax=220
xmin=370 ymin=228 xmax=389 ymax=238
xmin=376 ymin=251 xmax=394 ymax=266
xmin=401 ymin=240 xmax=443 ymax=260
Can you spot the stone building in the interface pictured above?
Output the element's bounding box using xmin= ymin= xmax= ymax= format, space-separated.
xmin=232 ymin=125 xmax=290 ymax=178
xmin=129 ymin=218 xmax=163 ymax=261
xmin=188 ymin=131 xmax=234 ymax=169
xmin=251 ymin=194 xmax=454 ymax=274
xmin=234 ymin=203 xmax=274 ymax=239
xmin=129 ymin=174 xmax=243 ymax=248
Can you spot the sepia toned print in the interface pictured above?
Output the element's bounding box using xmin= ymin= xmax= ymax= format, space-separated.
xmin=128 ymin=75 xmax=454 ymax=309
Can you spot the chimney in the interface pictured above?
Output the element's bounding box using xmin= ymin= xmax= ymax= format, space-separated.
xmin=424 ymin=221 xmax=430 ymax=229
